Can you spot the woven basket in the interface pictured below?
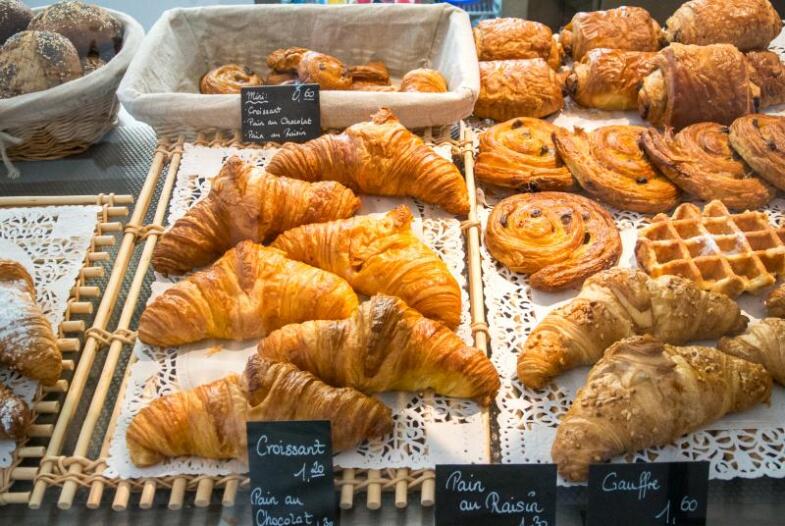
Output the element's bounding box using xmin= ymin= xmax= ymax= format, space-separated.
xmin=0 ymin=8 xmax=144 ymax=161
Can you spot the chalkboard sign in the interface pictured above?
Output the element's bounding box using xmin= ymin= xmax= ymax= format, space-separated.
xmin=587 ymin=462 xmax=709 ymax=526
xmin=241 ymin=84 xmax=321 ymax=143
xmin=435 ymin=464 xmax=557 ymax=526
xmin=246 ymin=420 xmax=337 ymax=526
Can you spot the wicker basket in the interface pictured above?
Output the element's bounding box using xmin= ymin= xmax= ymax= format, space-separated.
xmin=0 ymin=8 xmax=144 ymax=162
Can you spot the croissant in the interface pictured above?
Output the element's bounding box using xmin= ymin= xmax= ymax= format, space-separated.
xmin=474 ymin=117 xmax=574 ymax=191
xmin=266 ymin=108 xmax=469 ymax=215
xmin=257 ymin=295 xmax=500 ymax=406
xmin=399 ymin=68 xmax=448 ymax=93
xmin=766 ymin=281 xmax=785 ymax=318
xmin=475 ymin=59 xmax=564 ymax=122
xmin=0 ymin=259 xmax=60 ymax=385
xmin=746 ymin=51 xmax=785 ymax=109
xmin=0 ymin=384 xmax=32 ymax=441
xmin=349 ymin=61 xmax=390 ymax=85
xmin=152 ymin=156 xmax=360 ymax=275
xmin=139 ymin=241 xmax=359 ymax=347
xmin=665 ymin=0 xmax=781 ymax=51
xmin=127 ymin=358 xmax=393 ymax=466
xmin=552 ymin=125 xmax=680 ymax=214
xmin=473 ymin=18 xmax=562 ymax=68
xmin=552 ymin=335 xmax=772 ymax=481
xmin=565 ymin=49 xmax=656 ymax=111
xmin=199 ymin=64 xmax=263 ymax=94
xmin=266 ymin=47 xmax=309 ymax=73
xmin=719 ymin=318 xmax=785 ymax=385
xmin=638 ymin=43 xmax=759 ymax=129
xmin=560 ymin=6 xmax=664 ymax=61
xmin=271 ymin=206 xmax=461 ymax=329
xmin=297 ymin=51 xmax=352 ymax=90
xmin=519 ymin=268 xmax=748 ymax=389
xmin=729 ymin=114 xmax=785 ymax=191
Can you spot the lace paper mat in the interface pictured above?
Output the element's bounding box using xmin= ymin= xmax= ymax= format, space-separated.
xmin=105 ymin=143 xmax=484 ymax=479
xmin=0 ymin=206 xmax=100 ymax=467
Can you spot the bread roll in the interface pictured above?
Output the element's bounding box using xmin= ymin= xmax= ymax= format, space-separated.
xmin=0 ymin=30 xmax=82 ymax=98
xmin=28 ymin=0 xmax=122 ymax=59
xmin=0 ymin=0 xmax=32 ymax=45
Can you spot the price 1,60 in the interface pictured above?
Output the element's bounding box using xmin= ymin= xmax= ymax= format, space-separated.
xmin=293 ymin=460 xmax=326 ymax=483
xmin=654 ymin=496 xmax=699 ymax=524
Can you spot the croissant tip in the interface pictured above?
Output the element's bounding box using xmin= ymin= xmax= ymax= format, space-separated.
xmin=371 ymin=107 xmax=398 ymax=124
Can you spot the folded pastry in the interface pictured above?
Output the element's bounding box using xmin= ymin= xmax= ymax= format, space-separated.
xmin=0 ymin=384 xmax=32 ymax=441
xmin=257 ymin=295 xmax=500 ymax=406
xmin=638 ymin=43 xmax=759 ymax=129
xmin=271 ymin=206 xmax=461 ymax=329
xmin=152 ymin=156 xmax=360 ymax=275
xmin=485 ymin=192 xmax=621 ymax=292
xmin=200 ymin=64 xmax=263 ymax=94
xmin=0 ymin=259 xmax=60 ymax=385
xmin=566 ymin=49 xmax=656 ymax=110
xmin=349 ymin=61 xmax=390 ymax=85
xmin=766 ymin=282 xmax=785 ymax=318
xmin=552 ymin=335 xmax=771 ymax=481
xmin=641 ymin=122 xmax=774 ymax=209
xmin=399 ymin=68 xmax=448 ymax=93
xmin=729 ymin=114 xmax=785 ymax=191
xmin=746 ymin=51 xmax=785 ymax=109
xmin=126 ymin=358 xmax=393 ymax=467
xmin=474 ymin=118 xmax=574 ymax=191
xmin=297 ymin=50 xmax=352 ymax=90
xmin=473 ymin=18 xmax=562 ymax=68
xmin=665 ymin=0 xmax=781 ymax=51
xmin=139 ymin=241 xmax=359 ymax=347
xmin=719 ymin=318 xmax=785 ymax=385
xmin=475 ymin=59 xmax=563 ymax=122
xmin=266 ymin=47 xmax=309 ymax=73
xmin=519 ymin=268 xmax=747 ymax=389
xmin=560 ymin=6 xmax=663 ymax=61
xmin=552 ymin=125 xmax=680 ymax=213
xmin=266 ymin=108 xmax=469 ymax=215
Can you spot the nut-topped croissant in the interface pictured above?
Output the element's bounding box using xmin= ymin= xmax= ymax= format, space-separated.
xmin=266 ymin=108 xmax=469 ymax=215
xmin=257 ymin=295 xmax=500 ymax=406
xmin=271 ymin=206 xmax=461 ymax=329
xmin=152 ymin=157 xmax=360 ymax=275
xmin=719 ymin=318 xmax=785 ymax=385
xmin=139 ymin=241 xmax=359 ymax=347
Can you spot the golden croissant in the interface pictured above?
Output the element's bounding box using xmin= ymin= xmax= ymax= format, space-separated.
xmin=152 ymin=156 xmax=360 ymax=275
xmin=271 ymin=206 xmax=461 ymax=329
xmin=0 ymin=259 xmax=60 ymax=385
xmin=126 ymin=357 xmax=393 ymax=467
xmin=257 ymin=295 xmax=500 ymax=406
xmin=139 ymin=241 xmax=359 ymax=347
xmin=265 ymin=108 xmax=470 ymax=215
xmin=719 ymin=318 xmax=785 ymax=385
xmin=0 ymin=384 xmax=32 ymax=441
xmin=552 ymin=335 xmax=772 ymax=481
xmin=519 ymin=268 xmax=747 ymax=389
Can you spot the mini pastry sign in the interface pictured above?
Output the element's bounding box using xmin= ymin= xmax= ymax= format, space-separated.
xmin=246 ymin=421 xmax=336 ymax=526
xmin=435 ymin=464 xmax=556 ymax=525
xmin=241 ymin=84 xmax=321 ymax=143
xmin=587 ymin=461 xmax=709 ymax=526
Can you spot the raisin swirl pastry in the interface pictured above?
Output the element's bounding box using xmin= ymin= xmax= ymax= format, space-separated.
xmin=745 ymin=51 xmax=785 ymax=109
xmin=297 ymin=51 xmax=351 ymax=90
xmin=475 ymin=59 xmax=563 ymax=122
xmin=552 ymin=125 xmax=680 ymax=214
xmin=729 ymin=115 xmax=785 ymax=191
xmin=642 ymin=122 xmax=775 ymax=208
xmin=566 ymin=49 xmax=656 ymax=111
xmin=473 ymin=18 xmax=562 ymax=69
xmin=266 ymin=47 xmax=309 ymax=73
xmin=485 ymin=192 xmax=621 ymax=291
xmin=200 ymin=64 xmax=263 ymax=94
xmin=399 ymin=68 xmax=448 ymax=93
xmin=474 ymin=117 xmax=574 ymax=191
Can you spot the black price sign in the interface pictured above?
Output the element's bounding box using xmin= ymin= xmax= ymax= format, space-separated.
xmin=241 ymin=84 xmax=321 ymax=143
xmin=435 ymin=464 xmax=557 ymax=526
xmin=587 ymin=462 xmax=709 ymax=526
xmin=246 ymin=420 xmax=337 ymax=526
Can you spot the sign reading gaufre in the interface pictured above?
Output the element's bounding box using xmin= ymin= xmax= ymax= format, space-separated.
xmin=241 ymin=84 xmax=321 ymax=143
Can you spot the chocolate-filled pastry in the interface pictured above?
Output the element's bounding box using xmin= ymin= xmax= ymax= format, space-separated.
xmin=729 ymin=114 xmax=785 ymax=191
xmin=642 ymin=122 xmax=775 ymax=208
xmin=264 ymin=71 xmax=297 ymax=85
xmin=665 ymin=0 xmax=781 ymax=51
xmin=560 ymin=6 xmax=663 ymax=61
xmin=0 ymin=31 xmax=82 ymax=98
xmin=746 ymin=51 xmax=785 ymax=109
xmin=553 ymin=125 xmax=680 ymax=213
xmin=399 ymin=68 xmax=448 ymax=93
xmin=349 ymin=61 xmax=390 ymax=85
xmin=266 ymin=46 xmax=308 ymax=72
xmin=297 ymin=50 xmax=351 ymax=90
xmin=638 ymin=43 xmax=759 ymax=129
xmin=566 ymin=49 xmax=656 ymax=110
xmin=485 ymin=192 xmax=621 ymax=291
xmin=28 ymin=1 xmax=123 ymax=60
xmin=199 ymin=64 xmax=263 ymax=94
xmin=0 ymin=0 xmax=32 ymax=45
xmin=475 ymin=59 xmax=563 ymax=122
xmin=474 ymin=117 xmax=574 ymax=191
xmin=473 ymin=17 xmax=562 ymax=69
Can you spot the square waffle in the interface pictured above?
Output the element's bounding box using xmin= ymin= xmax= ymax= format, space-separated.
xmin=635 ymin=200 xmax=785 ymax=297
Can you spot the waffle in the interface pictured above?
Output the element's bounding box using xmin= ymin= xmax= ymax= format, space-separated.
xmin=635 ymin=200 xmax=785 ymax=297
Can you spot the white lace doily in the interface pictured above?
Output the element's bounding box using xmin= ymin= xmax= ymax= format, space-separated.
xmin=105 ymin=143 xmax=485 ymax=479
xmin=0 ymin=206 xmax=100 ymax=467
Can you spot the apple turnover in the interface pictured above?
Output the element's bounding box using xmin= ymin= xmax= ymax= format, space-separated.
xmin=729 ymin=114 xmax=785 ymax=191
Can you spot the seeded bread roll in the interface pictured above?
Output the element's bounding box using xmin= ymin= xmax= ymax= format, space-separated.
xmin=0 ymin=0 xmax=32 ymax=45
xmin=28 ymin=1 xmax=122 ymax=59
xmin=0 ymin=30 xmax=82 ymax=98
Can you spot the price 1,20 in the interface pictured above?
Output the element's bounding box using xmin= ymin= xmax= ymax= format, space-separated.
xmin=654 ymin=496 xmax=699 ymax=524
xmin=293 ymin=460 xmax=326 ymax=483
